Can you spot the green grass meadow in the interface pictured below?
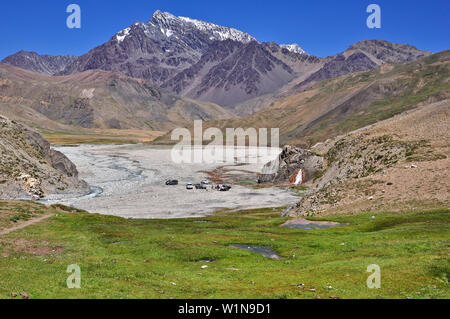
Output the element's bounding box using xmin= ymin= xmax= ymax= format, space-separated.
xmin=0 ymin=202 xmax=448 ymax=299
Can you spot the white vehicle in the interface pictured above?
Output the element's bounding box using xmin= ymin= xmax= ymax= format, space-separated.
xmin=201 ymin=179 xmax=211 ymax=185
xmin=186 ymin=183 xmax=194 ymax=190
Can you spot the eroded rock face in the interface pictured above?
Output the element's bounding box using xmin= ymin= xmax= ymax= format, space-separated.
xmin=0 ymin=116 xmax=89 ymax=199
xmin=23 ymin=130 xmax=80 ymax=179
xmin=258 ymin=145 xmax=323 ymax=184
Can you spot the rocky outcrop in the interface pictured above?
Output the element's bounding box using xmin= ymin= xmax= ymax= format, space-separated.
xmin=281 ymin=128 xmax=441 ymax=216
xmin=0 ymin=116 xmax=89 ymax=199
xmin=258 ymin=145 xmax=323 ymax=184
xmin=257 ymin=118 xmax=442 ymax=217
xmin=22 ymin=128 xmax=80 ymax=179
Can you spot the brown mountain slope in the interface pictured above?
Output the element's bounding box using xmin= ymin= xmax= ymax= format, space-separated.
xmin=157 ymin=51 xmax=449 ymax=146
xmin=283 ymin=98 xmax=450 ymax=216
xmin=0 ymin=63 xmax=232 ymax=132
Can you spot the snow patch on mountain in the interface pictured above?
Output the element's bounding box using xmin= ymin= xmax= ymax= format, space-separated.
xmin=116 ymin=27 xmax=131 ymax=43
xmin=160 ymin=27 xmax=174 ymax=37
xmin=280 ymin=44 xmax=306 ymax=55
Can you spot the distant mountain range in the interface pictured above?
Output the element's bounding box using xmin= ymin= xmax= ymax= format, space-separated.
xmin=0 ymin=63 xmax=232 ymax=131
xmin=2 ymin=10 xmax=431 ymax=111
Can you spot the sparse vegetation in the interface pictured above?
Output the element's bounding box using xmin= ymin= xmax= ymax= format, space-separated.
xmin=9 ymin=207 xmax=45 ymax=223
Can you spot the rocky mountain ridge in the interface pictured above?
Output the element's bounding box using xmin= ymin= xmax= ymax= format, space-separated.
xmin=293 ymin=40 xmax=432 ymax=92
xmin=2 ymin=51 xmax=77 ymax=75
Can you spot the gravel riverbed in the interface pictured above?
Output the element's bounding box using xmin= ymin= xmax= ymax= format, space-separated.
xmin=44 ymin=144 xmax=298 ymax=219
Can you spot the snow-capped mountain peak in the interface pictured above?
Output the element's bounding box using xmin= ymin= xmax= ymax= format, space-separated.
xmin=148 ymin=10 xmax=257 ymax=43
xmin=280 ymin=43 xmax=306 ymax=55
xmin=150 ymin=10 xmax=179 ymax=25
xmin=113 ymin=10 xmax=258 ymax=45
xmin=177 ymin=15 xmax=256 ymax=43
xmin=152 ymin=10 xmax=177 ymax=20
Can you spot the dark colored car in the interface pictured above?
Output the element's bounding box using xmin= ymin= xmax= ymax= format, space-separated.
xmin=195 ymin=184 xmax=207 ymax=190
xmin=165 ymin=179 xmax=178 ymax=185
xmin=218 ymin=184 xmax=232 ymax=191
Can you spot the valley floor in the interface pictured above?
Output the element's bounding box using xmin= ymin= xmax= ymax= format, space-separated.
xmin=44 ymin=144 xmax=297 ymax=218
xmin=40 ymin=128 xmax=164 ymax=145
xmin=0 ymin=201 xmax=448 ymax=299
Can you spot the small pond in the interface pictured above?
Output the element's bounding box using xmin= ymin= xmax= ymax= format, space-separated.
xmin=282 ymin=218 xmax=348 ymax=230
xmin=230 ymin=244 xmax=282 ymax=259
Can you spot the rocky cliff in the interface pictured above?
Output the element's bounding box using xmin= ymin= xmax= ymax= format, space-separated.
xmin=0 ymin=116 xmax=89 ymax=199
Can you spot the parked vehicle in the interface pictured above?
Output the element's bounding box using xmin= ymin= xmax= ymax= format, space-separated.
xmin=217 ymin=184 xmax=232 ymax=191
xmin=195 ymin=184 xmax=207 ymax=190
xmin=201 ymin=179 xmax=211 ymax=185
xmin=186 ymin=183 xmax=194 ymax=190
xmin=165 ymin=179 xmax=178 ymax=185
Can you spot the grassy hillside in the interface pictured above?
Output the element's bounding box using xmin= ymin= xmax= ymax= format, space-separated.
xmin=0 ymin=201 xmax=448 ymax=299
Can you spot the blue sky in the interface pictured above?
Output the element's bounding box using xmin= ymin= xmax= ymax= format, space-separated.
xmin=0 ymin=0 xmax=448 ymax=60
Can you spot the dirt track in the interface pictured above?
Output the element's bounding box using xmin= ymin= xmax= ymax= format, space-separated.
xmin=0 ymin=214 xmax=53 ymax=236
